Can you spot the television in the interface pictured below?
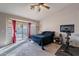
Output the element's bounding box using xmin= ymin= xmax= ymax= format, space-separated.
xmin=60 ymin=24 xmax=74 ymax=33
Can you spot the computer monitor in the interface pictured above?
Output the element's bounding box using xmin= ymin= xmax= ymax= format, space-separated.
xmin=60 ymin=24 xmax=74 ymax=33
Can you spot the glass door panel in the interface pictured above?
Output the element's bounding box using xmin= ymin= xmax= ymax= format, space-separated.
xmin=16 ymin=22 xmax=23 ymax=41
xmin=22 ymin=23 xmax=28 ymax=40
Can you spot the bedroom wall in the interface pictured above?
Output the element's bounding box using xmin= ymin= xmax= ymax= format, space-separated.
xmin=0 ymin=13 xmax=6 ymax=47
xmin=40 ymin=4 xmax=79 ymax=35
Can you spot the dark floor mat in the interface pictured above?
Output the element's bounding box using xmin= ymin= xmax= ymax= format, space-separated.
xmin=55 ymin=45 xmax=79 ymax=56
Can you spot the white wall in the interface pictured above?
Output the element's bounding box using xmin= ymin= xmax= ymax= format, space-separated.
xmin=0 ymin=13 xmax=6 ymax=47
xmin=40 ymin=4 xmax=79 ymax=34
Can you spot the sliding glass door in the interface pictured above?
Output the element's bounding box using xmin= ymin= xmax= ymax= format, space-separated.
xmin=16 ymin=21 xmax=28 ymax=42
xmin=7 ymin=19 xmax=37 ymax=44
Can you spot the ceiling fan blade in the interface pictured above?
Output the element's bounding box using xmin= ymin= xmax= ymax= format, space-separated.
xmin=42 ymin=4 xmax=50 ymax=9
xmin=31 ymin=4 xmax=39 ymax=7
xmin=38 ymin=3 xmax=44 ymax=5
xmin=31 ymin=4 xmax=39 ymax=9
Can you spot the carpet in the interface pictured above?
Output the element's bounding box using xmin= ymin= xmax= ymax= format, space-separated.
xmin=55 ymin=44 xmax=79 ymax=56
xmin=6 ymin=40 xmax=60 ymax=56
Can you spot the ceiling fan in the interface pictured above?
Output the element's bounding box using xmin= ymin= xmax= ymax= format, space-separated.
xmin=30 ymin=3 xmax=50 ymax=12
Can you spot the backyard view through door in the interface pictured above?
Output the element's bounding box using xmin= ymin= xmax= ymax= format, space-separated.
xmin=16 ymin=21 xmax=28 ymax=42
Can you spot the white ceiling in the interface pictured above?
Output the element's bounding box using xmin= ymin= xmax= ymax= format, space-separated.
xmin=0 ymin=3 xmax=71 ymax=20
